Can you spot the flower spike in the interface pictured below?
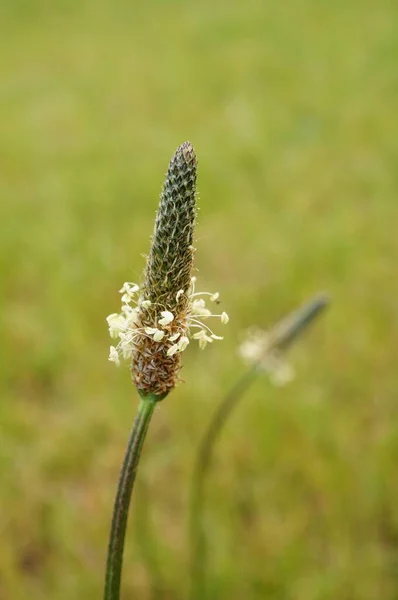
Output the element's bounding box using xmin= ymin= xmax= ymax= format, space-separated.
xmin=106 ymin=142 xmax=229 ymax=399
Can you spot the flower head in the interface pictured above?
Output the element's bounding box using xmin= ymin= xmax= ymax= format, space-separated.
xmin=239 ymin=294 xmax=330 ymax=387
xmin=239 ymin=329 xmax=295 ymax=386
xmin=107 ymin=275 xmax=228 ymax=393
xmin=106 ymin=142 xmax=229 ymax=399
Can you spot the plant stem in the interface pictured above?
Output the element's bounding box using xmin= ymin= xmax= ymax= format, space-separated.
xmin=189 ymin=365 xmax=258 ymax=600
xmin=188 ymin=294 xmax=330 ymax=599
xmin=104 ymin=396 xmax=157 ymax=600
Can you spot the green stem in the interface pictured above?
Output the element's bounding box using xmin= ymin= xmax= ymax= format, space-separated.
xmin=188 ymin=294 xmax=330 ymax=599
xmin=189 ymin=365 xmax=258 ymax=600
xmin=104 ymin=396 xmax=157 ymax=600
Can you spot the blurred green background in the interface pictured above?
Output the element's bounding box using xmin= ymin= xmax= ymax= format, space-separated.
xmin=1 ymin=0 xmax=398 ymax=598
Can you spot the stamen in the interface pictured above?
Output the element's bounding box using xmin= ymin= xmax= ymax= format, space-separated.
xmin=190 ymin=292 xmax=217 ymax=298
xmin=188 ymin=319 xmax=218 ymax=337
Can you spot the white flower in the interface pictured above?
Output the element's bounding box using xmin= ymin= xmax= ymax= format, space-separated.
xmin=108 ymin=346 xmax=120 ymax=366
xmin=125 ymin=309 xmax=139 ymax=327
xmin=119 ymin=282 xmax=140 ymax=295
xmin=167 ymin=344 xmax=179 ymax=356
xmin=106 ymin=313 xmax=120 ymax=330
xmin=165 ymin=335 xmax=190 ymax=356
xmin=153 ymin=329 xmax=165 ymax=342
xmin=145 ymin=327 xmax=158 ymax=335
xmin=121 ymin=304 xmax=134 ymax=315
xmin=193 ymin=330 xmax=213 ymax=349
xmin=240 ymin=336 xmax=268 ymax=364
xmin=191 ymin=299 xmax=211 ymax=317
xmin=240 ymin=330 xmax=272 ymax=363
xmin=106 ymin=313 xmax=126 ymax=339
xmin=158 ymin=310 xmax=174 ymax=326
xmin=268 ymin=359 xmax=295 ymax=387
xmin=166 ymin=335 xmax=189 ymax=356
xmin=178 ymin=336 xmax=190 ymax=351
xmin=239 ymin=329 xmax=295 ymax=387
xmin=144 ymin=327 xmax=165 ymax=342
xmin=169 ymin=332 xmax=181 ymax=342
xmin=119 ymin=283 xmax=140 ymax=304
xmin=107 ymin=277 xmax=228 ymax=365
xmin=193 ymin=298 xmax=205 ymax=308
xmin=121 ymin=342 xmax=133 ymax=360
xmin=121 ymin=293 xmax=132 ymax=304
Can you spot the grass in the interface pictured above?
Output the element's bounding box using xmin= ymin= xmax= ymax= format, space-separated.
xmin=1 ymin=0 xmax=398 ymax=598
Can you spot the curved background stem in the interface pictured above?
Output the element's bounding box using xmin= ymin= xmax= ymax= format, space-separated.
xmin=189 ymin=365 xmax=258 ymax=600
xmin=188 ymin=294 xmax=330 ymax=599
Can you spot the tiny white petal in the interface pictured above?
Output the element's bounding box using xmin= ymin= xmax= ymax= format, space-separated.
xmin=191 ymin=299 xmax=211 ymax=317
xmin=193 ymin=330 xmax=213 ymax=346
xmin=121 ymin=293 xmax=132 ymax=304
xmin=176 ymin=289 xmax=184 ymax=301
xmin=106 ymin=313 xmax=119 ymax=324
xmin=108 ymin=346 xmax=120 ymax=366
xmin=169 ymin=332 xmax=181 ymax=342
xmin=221 ymin=312 xmax=229 ymax=324
xmin=107 ymin=314 xmax=127 ymax=338
xmin=178 ymin=336 xmax=190 ymax=351
xmin=141 ymin=300 xmax=151 ymax=308
xmin=125 ymin=309 xmax=139 ymax=325
xmin=167 ymin=344 xmax=179 ymax=356
xmin=153 ymin=329 xmax=165 ymax=342
xmin=193 ymin=330 xmax=206 ymax=340
xmin=159 ymin=310 xmax=174 ymax=326
xmin=119 ymin=282 xmax=139 ymax=294
xmin=121 ymin=344 xmax=133 ymax=360
xmin=108 ymin=327 xmax=120 ymax=338
xmin=191 ymin=276 xmax=197 ymax=283
xmin=121 ymin=304 xmax=133 ymax=315
xmin=193 ymin=298 xmax=205 ymax=308
xmin=210 ymin=292 xmax=220 ymax=302
xmin=145 ymin=327 xmax=158 ymax=335
xmin=265 ymin=355 xmax=295 ymax=387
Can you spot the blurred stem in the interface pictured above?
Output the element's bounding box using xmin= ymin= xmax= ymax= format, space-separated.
xmin=189 ymin=365 xmax=258 ymax=600
xmin=188 ymin=294 xmax=330 ymax=600
xmin=104 ymin=396 xmax=157 ymax=600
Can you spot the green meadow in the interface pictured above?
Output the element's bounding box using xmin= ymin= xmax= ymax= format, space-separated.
xmin=1 ymin=1 xmax=398 ymax=598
